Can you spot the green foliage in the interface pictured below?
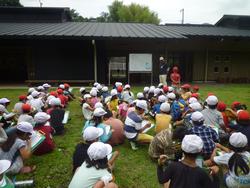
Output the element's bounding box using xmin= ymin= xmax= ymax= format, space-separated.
xmin=105 ymin=0 xmax=160 ymax=24
xmin=1 ymin=84 xmax=249 ymax=187
xmin=70 ymin=9 xmax=89 ymax=22
xmin=0 ymin=0 xmax=22 ymax=6
xmin=108 ymin=0 xmax=124 ymax=22
xmin=117 ymin=3 xmax=160 ymax=24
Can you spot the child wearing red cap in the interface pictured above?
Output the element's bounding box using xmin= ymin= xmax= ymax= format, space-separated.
xmin=217 ymin=102 xmax=229 ymax=129
xmin=18 ymin=104 xmax=35 ymax=125
xmin=13 ymin=95 xmax=27 ymax=116
xmin=229 ymin=110 xmax=250 ymax=149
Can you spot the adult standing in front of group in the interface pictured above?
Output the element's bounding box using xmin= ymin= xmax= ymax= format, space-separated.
xmin=159 ymin=56 xmax=169 ymax=85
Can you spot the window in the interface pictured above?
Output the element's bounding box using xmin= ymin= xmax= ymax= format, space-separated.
xmin=214 ymin=67 xmax=219 ymax=73
xmin=224 ymin=67 xmax=229 ymax=73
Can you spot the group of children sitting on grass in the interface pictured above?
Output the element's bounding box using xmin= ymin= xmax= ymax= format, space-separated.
xmin=0 ymin=81 xmax=249 ymax=188
xmin=0 ymin=83 xmax=73 ymax=187
xmin=76 ymin=81 xmax=250 ymax=188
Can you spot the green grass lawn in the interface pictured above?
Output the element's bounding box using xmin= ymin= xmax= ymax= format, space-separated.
xmin=0 ymin=84 xmax=250 ymax=188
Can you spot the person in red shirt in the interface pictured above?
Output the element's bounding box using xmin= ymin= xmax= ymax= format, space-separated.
xmin=57 ymin=89 xmax=68 ymax=108
xmin=33 ymin=112 xmax=55 ymax=155
xmin=217 ymin=101 xmax=229 ymax=129
xmin=170 ymin=66 xmax=181 ymax=88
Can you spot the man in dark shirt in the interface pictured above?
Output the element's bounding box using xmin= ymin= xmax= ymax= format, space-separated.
xmin=157 ymin=134 xmax=215 ymax=188
xmin=159 ymin=56 xmax=169 ymax=85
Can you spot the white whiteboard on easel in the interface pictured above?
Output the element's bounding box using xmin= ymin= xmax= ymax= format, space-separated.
xmin=129 ymin=53 xmax=152 ymax=72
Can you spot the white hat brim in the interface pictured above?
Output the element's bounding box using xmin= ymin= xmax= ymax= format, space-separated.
xmin=0 ymin=160 xmax=11 ymax=174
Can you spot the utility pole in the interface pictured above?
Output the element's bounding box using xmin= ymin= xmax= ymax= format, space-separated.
xmin=39 ymin=0 xmax=43 ymax=7
xmin=180 ymin=8 xmax=184 ymax=24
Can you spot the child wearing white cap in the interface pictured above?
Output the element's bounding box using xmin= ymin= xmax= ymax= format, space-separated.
xmin=69 ymin=142 xmax=118 ymax=188
xmin=72 ymin=127 xmax=104 ymax=173
xmin=124 ymin=100 xmax=153 ymax=150
xmin=0 ymin=122 xmax=35 ymax=174
xmin=201 ymin=95 xmax=228 ymax=140
xmin=47 ymin=98 xmax=66 ymax=135
xmin=190 ymin=112 xmax=219 ymax=159
xmin=28 ymin=91 xmax=44 ymax=112
xmin=209 ymin=132 xmax=250 ymax=188
xmin=121 ymin=84 xmax=134 ymax=104
xmin=108 ymin=89 xmax=119 ymax=116
xmin=83 ymin=108 xmax=112 ymax=143
xmin=157 ymin=135 xmax=213 ymax=188
xmin=155 ymin=102 xmax=172 ymax=133
xmin=0 ymin=160 xmax=14 ymax=187
xmin=82 ymin=94 xmax=94 ymax=121
xmin=33 ymin=112 xmax=55 ymax=155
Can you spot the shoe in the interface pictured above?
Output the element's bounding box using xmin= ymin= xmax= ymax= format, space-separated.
xmin=130 ymin=141 xmax=138 ymax=150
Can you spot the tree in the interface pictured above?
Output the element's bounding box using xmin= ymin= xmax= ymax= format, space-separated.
xmin=70 ymin=9 xmax=89 ymax=22
xmin=108 ymin=0 xmax=123 ymax=22
xmin=117 ymin=3 xmax=160 ymax=24
xmin=102 ymin=0 xmax=160 ymax=24
xmin=0 ymin=0 xmax=23 ymax=6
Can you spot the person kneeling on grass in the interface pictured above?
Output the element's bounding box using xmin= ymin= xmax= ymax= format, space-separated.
xmin=124 ymin=100 xmax=153 ymax=150
xmin=69 ymin=142 xmax=118 ymax=188
xmin=157 ymin=134 xmax=214 ymax=188
xmin=0 ymin=122 xmax=35 ymax=174
xmin=209 ymin=132 xmax=250 ymax=188
xmin=33 ymin=112 xmax=55 ymax=156
xmin=84 ymin=108 xmax=112 ymax=143
xmin=0 ymin=160 xmax=14 ymax=188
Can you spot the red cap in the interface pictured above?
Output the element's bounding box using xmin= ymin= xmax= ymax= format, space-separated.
xmin=50 ymin=91 xmax=58 ymax=97
xmin=18 ymin=95 xmax=27 ymax=101
xmin=57 ymin=89 xmax=63 ymax=94
xmin=232 ymin=101 xmax=241 ymax=109
xmin=163 ymin=85 xmax=168 ymax=93
xmin=217 ymin=102 xmax=227 ymax=112
xmin=64 ymin=83 xmax=70 ymax=89
xmin=237 ymin=110 xmax=250 ymax=121
xmin=207 ymin=92 xmax=215 ymax=97
xmin=192 ymin=85 xmax=199 ymax=91
xmin=117 ymin=86 xmax=123 ymax=93
xmin=22 ymin=104 xmax=31 ymax=111
xmin=181 ymin=84 xmax=191 ymax=89
xmin=191 ymin=93 xmax=199 ymax=99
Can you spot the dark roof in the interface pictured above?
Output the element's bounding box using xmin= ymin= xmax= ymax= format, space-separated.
xmin=0 ymin=7 xmax=71 ymax=23
xmin=0 ymin=22 xmax=250 ymax=40
xmin=215 ymin=14 xmax=250 ymax=30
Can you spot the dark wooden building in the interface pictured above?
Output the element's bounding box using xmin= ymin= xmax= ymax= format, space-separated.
xmin=0 ymin=7 xmax=250 ymax=85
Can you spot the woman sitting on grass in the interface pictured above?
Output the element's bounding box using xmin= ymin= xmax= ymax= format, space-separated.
xmin=69 ymin=142 xmax=118 ymax=188
xmin=83 ymin=108 xmax=112 ymax=143
xmin=0 ymin=122 xmax=35 ymax=174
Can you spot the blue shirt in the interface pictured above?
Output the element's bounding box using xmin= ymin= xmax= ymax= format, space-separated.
xmin=153 ymin=103 xmax=161 ymax=114
xmin=190 ymin=125 xmax=219 ymax=155
xmin=83 ymin=121 xmax=112 ymax=143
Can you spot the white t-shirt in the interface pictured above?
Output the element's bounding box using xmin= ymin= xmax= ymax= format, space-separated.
xmin=82 ymin=103 xmax=93 ymax=121
xmin=214 ymin=151 xmax=250 ymax=188
xmin=68 ymin=162 xmax=112 ymax=188
xmin=18 ymin=114 xmax=35 ymax=125
xmin=13 ymin=102 xmax=23 ymax=115
xmin=28 ymin=98 xmax=44 ymax=112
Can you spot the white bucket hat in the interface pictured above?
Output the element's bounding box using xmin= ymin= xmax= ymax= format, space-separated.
xmin=34 ymin=112 xmax=51 ymax=123
xmin=83 ymin=127 xmax=104 ymax=142
xmin=229 ymin=132 xmax=248 ymax=148
xmin=93 ymin=107 xmax=107 ymax=117
xmin=181 ymin=135 xmax=203 ymax=153
xmin=87 ymin=142 xmax=112 ymax=160
xmin=0 ymin=160 xmax=11 ymax=174
xmin=136 ymin=100 xmax=148 ymax=111
xmin=17 ymin=122 xmax=33 ymax=134
xmin=160 ymin=102 xmax=170 ymax=113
